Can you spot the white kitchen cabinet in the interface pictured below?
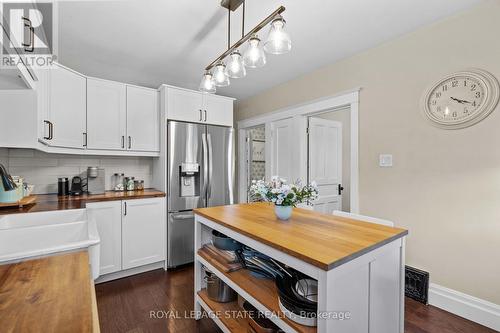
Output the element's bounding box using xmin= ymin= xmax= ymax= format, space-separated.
xmin=86 ymin=201 xmax=123 ymax=275
xmin=126 ymin=86 xmax=159 ymax=152
xmin=166 ymin=87 xmax=204 ymax=123
xmin=164 ymin=86 xmax=234 ymax=126
xmin=203 ymin=93 xmax=234 ymax=126
xmin=46 ymin=64 xmax=87 ymax=149
xmin=87 ymin=78 xmax=127 ymax=150
xmin=122 ymin=198 xmax=165 ymax=270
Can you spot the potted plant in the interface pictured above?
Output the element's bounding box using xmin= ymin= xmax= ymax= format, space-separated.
xmin=249 ymin=176 xmax=319 ymax=220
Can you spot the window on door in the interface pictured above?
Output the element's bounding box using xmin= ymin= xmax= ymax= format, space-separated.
xmin=246 ymin=125 xmax=266 ymax=202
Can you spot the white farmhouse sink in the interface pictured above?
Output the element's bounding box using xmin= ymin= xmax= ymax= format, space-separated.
xmin=0 ymin=209 xmax=100 ymax=279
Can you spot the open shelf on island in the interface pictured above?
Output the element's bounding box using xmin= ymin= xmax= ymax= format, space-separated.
xmin=197 ymin=249 xmax=317 ymax=333
xmin=197 ymin=289 xmax=248 ymax=333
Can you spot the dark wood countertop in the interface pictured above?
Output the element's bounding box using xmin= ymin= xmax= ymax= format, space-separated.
xmin=0 ymin=251 xmax=98 ymax=332
xmin=194 ymin=203 xmax=408 ymax=271
xmin=0 ymin=189 xmax=165 ymax=215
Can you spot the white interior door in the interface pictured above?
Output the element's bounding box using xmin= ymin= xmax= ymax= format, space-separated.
xmin=270 ymin=118 xmax=294 ymax=182
xmin=308 ymin=117 xmax=342 ymax=214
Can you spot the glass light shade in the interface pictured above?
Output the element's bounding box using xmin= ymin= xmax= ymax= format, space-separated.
xmin=212 ymin=62 xmax=230 ymax=87
xmin=225 ymin=51 xmax=246 ymax=78
xmin=264 ymin=16 xmax=291 ymax=55
xmin=199 ymin=72 xmax=216 ymax=93
xmin=243 ymin=35 xmax=266 ymax=68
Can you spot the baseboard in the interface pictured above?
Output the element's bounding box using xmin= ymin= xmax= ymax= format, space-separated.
xmin=428 ymin=283 xmax=500 ymax=331
xmin=95 ymin=261 xmax=165 ymax=284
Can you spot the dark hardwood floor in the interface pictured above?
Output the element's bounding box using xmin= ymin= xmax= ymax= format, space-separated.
xmin=95 ymin=266 xmax=497 ymax=333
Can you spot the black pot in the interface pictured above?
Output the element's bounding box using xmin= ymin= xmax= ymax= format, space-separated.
xmin=212 ymin=230 xmax=242 ymax=251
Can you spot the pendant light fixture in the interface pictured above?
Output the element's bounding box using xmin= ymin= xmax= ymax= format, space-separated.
xmin=213 ymin=62 xmax=230 ymax=87
xmin=199 ymin=71 xmax=216 ymax=93
xmin=243 ymin=34 xmax=266 ymax=68
xmin=200 ymin=1 xmax=291 ymax=93
xmin=225 ymin=50 xmax=246 ymax=78
xmin=264 ymin=15 xmax=291 ymax=55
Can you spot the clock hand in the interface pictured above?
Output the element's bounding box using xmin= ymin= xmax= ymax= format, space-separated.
xmin=450 ymin=97 xmax=462 ymax=104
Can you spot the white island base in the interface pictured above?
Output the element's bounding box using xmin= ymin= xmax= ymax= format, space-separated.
xmin=193 ymin=204 xmax=407 ymax=333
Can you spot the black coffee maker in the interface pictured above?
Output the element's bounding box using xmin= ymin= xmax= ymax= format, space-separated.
xmin=70 ymin=176 xmax=84 ymax=196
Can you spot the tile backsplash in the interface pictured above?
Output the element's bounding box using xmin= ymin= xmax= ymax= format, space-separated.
xmin=1 ymin=149 xmax=154 ymax=194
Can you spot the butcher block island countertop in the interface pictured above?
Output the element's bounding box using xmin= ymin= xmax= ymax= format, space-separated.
xmin=0 ymin=251 xmax=99 ymax=333
xmin=0 ymin=189 xmax=165 ymax=215
xmin=194 ymin=202 xmax=408 ymax=270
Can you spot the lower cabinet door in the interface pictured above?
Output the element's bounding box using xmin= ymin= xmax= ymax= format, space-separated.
xmin=122 ymin=198 xmax=165 ymax=270
xmin=86 ymin=200 xmax=123 ymax=275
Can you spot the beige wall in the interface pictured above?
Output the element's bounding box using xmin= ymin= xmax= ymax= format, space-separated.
xmin=235 ymin=1 xmax=500 ymax=304
xmin=315 ymin=108 xmax=351 ymax=212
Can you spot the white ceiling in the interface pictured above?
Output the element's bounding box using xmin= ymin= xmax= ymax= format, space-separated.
xmin=58 ymin=0 xmax=483 ymax=100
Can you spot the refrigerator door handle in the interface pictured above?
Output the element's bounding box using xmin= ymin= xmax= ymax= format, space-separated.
xmin=207 ymin=133 xmax=213 ymax=199
xmin=227 ymin=128 xmax=235 ymax=204
xmin=202 ymin=133 xmax=209 ymax=203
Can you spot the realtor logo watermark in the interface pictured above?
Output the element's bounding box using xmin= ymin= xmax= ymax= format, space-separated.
xmin=1 ymin=1 xmax=56 ymax=68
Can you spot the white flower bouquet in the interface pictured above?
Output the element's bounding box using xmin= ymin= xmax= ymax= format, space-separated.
xmin=249 ymin=176 xmax=319 ymax=207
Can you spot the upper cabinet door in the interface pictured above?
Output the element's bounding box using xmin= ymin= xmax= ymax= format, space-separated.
xmin=203 ymin=94 xmax=234 ymax=127
xmin=48 ymin=65 xmax=87 ymax=148
xmin=166 ymin=87 xmax=204 ymax=123
xmin=87 ymin=78 xmax=126 ymax=150
xmin=126 ymin=86 xmax=159 ymax=152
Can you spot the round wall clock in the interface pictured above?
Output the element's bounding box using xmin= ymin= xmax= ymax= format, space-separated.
xmin=422 ymin=69 xmax=500 ymax=129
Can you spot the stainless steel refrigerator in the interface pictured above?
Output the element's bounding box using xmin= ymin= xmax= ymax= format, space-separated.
xmin=167 ymin=121 xmax=234 ymax=267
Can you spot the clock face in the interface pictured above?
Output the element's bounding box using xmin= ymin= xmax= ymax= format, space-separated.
xmin=422 ymin=70 xmax=499 ymax=129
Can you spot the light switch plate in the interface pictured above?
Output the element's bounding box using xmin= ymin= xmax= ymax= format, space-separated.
xmin=379 ymin=154 xmax=393 ymax=167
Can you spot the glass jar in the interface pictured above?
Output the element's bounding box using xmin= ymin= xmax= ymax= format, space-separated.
xmin=134 ymin=180 xmax=144 ymax=191
xmin=113 ymin=173 xmax=125 ymax=191
xmin=126 ymin=177 xmax=135 ymax=191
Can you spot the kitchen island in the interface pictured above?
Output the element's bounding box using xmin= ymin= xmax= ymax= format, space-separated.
xmin=193 ymin=203 xmax=408 ymax=333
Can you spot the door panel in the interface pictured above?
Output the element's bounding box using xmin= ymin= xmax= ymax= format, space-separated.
xmin=203 ymin=94 xmax=233 ymax=126
xmin=168 ymin=121 xmax=206 ymax=211
xmin=87 ymin=78 xmax=126 ymax=150
xmin=167 ymin=212 xmax=195 ymax=267
xmin=122 ymin=198 xmax=165 ymax=270
xmin=308 ymin=117 xmax=342 ymax=213
xmin=48 ymin=65 xmax=86 ymax=148
xmin=126 ymin=86 xmax=159 ymax=152
xmin=166 ymin=88 xmax=203 ymax=123
xmin=86 ymin=201 xmax=122 ymax=275
xmin=207 ymin=125 xmax=234 ymax=207
xmin=270 ymin=118 xmax=294 ymax=182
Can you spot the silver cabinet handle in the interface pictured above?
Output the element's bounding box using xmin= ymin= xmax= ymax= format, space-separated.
xmin=128 ymin=136 xmax=131 ymax=149
xmin=121 ymin=136 xmax=125 ymax=149
xmin=43 ymin=120 xmax=53 ymax=140
xmin=199 ymin=109 xmax=203 ymax=122
xmin=124 ymin=202 xmax=127 ymax=216
xmin=204 ymin=110 xmax=207 ymax=122
xmin=83 ymin=132 xmax=87 ymax=147
xmin=21 ymin=17 xmax=34 ymax=52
